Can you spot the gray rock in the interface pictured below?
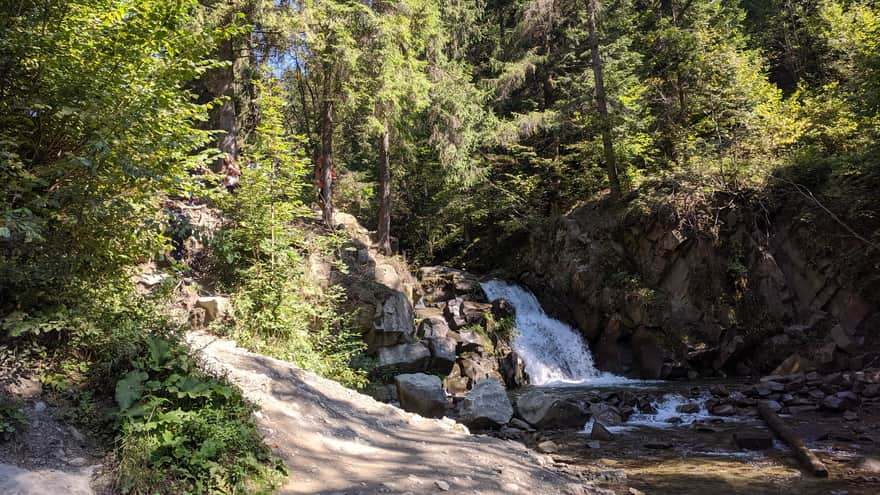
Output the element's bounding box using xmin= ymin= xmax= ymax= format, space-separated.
xmin=516 ymin=390 xmax=590 ymax=429
xmin=459 ymin=378 xmax=513 ymax=429
xmin=427 ymin=337 xmax=457 ymax=375
xmin=394 ymin=373 xmax=446 ymax=418
xmin=377 ymin=343 xmax=431 ymax=375
xmin=500 ymin=351 xmax=529 ymax=389
xmin=590 ymin=403 xmax=623 ymax=426
xmin=435 ymin=480 xmax=450 ymax=491
xmin=710 ymin=404 xmax=736 ymax=416
xmin=195 ymin=296 xmax=229 ymax=324
xmin=417 ymin=312 xmax=449 ymax=339
xmin=822 ymin=391 xmax=860 ymax=411
xmin=458 ymin=353 xmax=501 ymax=383
xmin=456 ymin=330 xmax=489 ymax=352
xmin=33 ymin=401 xmax=47 ymax=413
xmin=590 ymin=421 xmax=614 ymax=441
xmin=366 ymin=291 xmax=416 ymax=349
xmin=443 ymin=298 xmax=467 ymax=329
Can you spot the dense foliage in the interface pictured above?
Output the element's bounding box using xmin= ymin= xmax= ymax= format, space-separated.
xmin=1 ymin=0 xmax=879 ymax=492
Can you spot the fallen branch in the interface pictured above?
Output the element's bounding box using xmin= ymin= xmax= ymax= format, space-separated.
xmin=758 ymin=401 xmax=828 ymax=477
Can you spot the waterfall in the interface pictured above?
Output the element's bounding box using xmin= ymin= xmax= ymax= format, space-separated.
xmin=481 ymin=280 xmax=626 ymax=386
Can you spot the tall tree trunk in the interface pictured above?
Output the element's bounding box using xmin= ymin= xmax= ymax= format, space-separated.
xmin=587 ymin=0 xmax=621 ymax=199
xmin=210 ymin=37 xmax=238 ymax=160
xmin=321 ymin=101 xmax=334 ymax=226
xmin=377 ymin=118 xmax=392 ymax=255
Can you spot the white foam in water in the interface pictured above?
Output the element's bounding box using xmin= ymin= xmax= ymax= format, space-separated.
xmin=480 ymin=280 xmax=631 ymax=386
xmin=581 ymin=392 xmax=738 ymax=433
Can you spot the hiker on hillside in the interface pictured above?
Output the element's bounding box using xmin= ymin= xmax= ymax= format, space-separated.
xmin=222 ymin=154 xmax=241 ymax=194
xmin=315 ymin=156 xmax=336 ymax=203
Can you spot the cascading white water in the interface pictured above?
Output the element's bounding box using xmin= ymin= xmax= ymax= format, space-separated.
xmin=481 ymin=280 xmax=626 ymax=386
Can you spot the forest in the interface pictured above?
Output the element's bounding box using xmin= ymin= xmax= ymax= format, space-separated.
xmin=1 ymin=0 xmax=879 ymax=494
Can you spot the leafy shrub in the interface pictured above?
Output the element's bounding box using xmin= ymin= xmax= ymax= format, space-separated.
xmin=0 ymin=399 xmax=26 ymax=442
xmin=115 ymin=336 xmax=284 ymax=494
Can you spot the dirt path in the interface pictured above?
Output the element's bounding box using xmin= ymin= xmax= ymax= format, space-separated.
xmin=186 ymin=331 xmax=593 ymax=495
xmin=0 ymin=400 xmax=104 ymax=495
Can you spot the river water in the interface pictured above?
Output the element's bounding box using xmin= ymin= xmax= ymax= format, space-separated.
xmin=480 ymin=280 xmax=880 ymax=494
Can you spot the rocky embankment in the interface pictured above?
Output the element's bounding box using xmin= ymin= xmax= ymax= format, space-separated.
xmin=519 ymin=186 xmax=878 ymax=380
xmin=185 ymin=331 xmax=605 ymax=495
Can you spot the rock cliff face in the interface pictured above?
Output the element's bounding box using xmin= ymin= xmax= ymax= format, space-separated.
xmin=521 ymin=186 xmax=878 ymax=378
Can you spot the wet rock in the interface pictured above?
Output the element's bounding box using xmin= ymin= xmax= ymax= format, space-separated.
xmin=491 ymin=298 xmax=516 ymax=320
xmin=516 ymin=391 xmax=590 ymax=429
xmin=590 ymin=403 xmax=623 ymax=427
xmin=822 ymin=391 xmax=860 ymax=411
xmin=733 ymin=430 xmax=774 ymax=450
xmin=459 ymin=378 xmax=513 ymax=429
xmin=710 ymin=404 xmax=736 ymax=416
xmin=427 ymin=337 xmax=457 ymax=376
xmin=500 ymin=351 xmax=529 ymax=389
xmin=590 ymin=421 xmax=614 ymax=441
xmin=585 ymin=440 xmax=601 ymax=449
xmin=376 ymin=342 xmax=431 ymax=375
xmin=676 ymin=402 xmax=701 ymax=414
xmin=710 ymin=385 xmax=729 ymax=397
xmin=763 ymin=400 xmax=783 ymax=413
xmin=394 ymin=373 xmax=446 ymax=418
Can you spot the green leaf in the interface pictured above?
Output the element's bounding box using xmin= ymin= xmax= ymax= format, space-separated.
xmin=115 ymin=370 xmax=148 ymax=411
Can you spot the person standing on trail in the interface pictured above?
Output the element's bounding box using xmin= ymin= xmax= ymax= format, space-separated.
xmin=222 ymin=154 xmax=241 ymax=194
xmin=315 ymin=156 xmax=336 ymax=203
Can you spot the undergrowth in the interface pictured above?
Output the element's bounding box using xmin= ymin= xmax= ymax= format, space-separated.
xmin=0 ymin=282 xmax=284 ymax=494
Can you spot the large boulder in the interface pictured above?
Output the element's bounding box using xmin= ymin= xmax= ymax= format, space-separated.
xmin=500 ymin=351 xmax=529 ymax=389
xmin=427 ymin=337 xmax=457 ymax=375
xmin=459 ymin=353 xmax=502 ymax=384
xmin=365 ymin=291 xmax=416 ymax=351
xmin=589 ymin=403 xmax=623 ymax=426
xmin=459 ymin=378 xmax=513 ymax=429
xmin=196 ymin=296 xmax=229 ymax=324
xmin=417 ymin=309 xmax=450 ymax=339
xmin=443 ymin=298 xmax=468 ymax=329
xmin=461 ymin=301 xmax=492 ymax=326
xmin=376 ymin=342 xmax=430 ymax=375
xmin=395 ymin=373 xmax=446 ymax=418
xmin=418 ymin=266 xmax=487 ymax=304
xmin=515 ymin=390 xmax=589 ymax=429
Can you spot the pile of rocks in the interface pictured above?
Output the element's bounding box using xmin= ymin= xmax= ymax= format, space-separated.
xmin=705 ymin=369 xmax=879 ymax=417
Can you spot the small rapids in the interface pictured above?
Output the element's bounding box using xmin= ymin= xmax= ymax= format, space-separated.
xmin=481 ymin=280 xmax=630 ymax=386
xmin=581 ymin=392 xmax=738 ymax=434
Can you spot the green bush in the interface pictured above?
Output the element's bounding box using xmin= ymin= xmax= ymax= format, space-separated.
xmin=115 ymin=336 xmax=284 ymax=494
xmin=0 ymin=399 xmax=26 ymax=442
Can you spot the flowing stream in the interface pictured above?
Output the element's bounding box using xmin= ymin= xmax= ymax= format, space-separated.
xmin=481 ymin=280 xmax=627 ymax=386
